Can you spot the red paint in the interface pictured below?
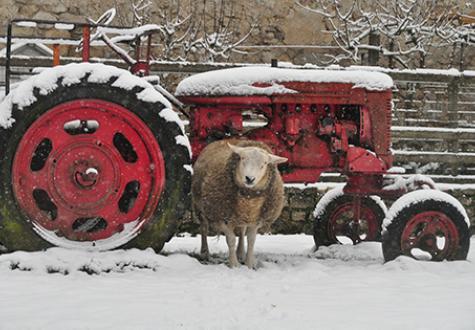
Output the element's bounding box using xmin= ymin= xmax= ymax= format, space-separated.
xmin=12 ymin=100 xmax=165 ymax=242
xmin=181 ymin=82 xmax=393 ymax=189
xmin=82 ymin=26 xmax=90 ymax=62
xmin=130 ymin=62 xmax=150 ymax=76
xmin=328 ymin=198 xmax=380 ymax=244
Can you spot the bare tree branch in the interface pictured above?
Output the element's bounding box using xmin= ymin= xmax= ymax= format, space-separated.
xmin=104 ymin=0 xmax=254 ymax=63
xmin=300 ymin=0 xmax=475 ymax=68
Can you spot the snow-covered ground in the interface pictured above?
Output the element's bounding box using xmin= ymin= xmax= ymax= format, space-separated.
xmin=0 ymin=235 xmax=474 ymax=330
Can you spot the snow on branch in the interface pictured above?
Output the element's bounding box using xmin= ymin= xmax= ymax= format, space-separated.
xmin=107 ymin=0 xmax=255 ymax=63
xmin=298 ymin=0 xmax=475 ymax=68
xmin=179 ymin=0 xmax=256 ymax=62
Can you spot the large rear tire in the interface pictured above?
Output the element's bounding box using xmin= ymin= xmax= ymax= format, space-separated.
xmin=0 ymin=64 xmax=191 ymax=252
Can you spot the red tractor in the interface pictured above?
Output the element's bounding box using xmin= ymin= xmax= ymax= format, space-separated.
xmin=0 ymin=18 xmax=470 ymax=262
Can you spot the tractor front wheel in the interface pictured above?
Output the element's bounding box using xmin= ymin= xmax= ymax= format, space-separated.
xmin=312 ymin=187 xmax=386 ymax=248
xmin=382 ymin=191 xmax=470 ymax=262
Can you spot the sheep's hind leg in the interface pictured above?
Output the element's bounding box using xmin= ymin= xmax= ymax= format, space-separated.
xmin=198 ymin=211 xmax=209 ymax=261
xmin=221 ymin=224 xmax=239 ymax=268
xmin=245 ymin=225 xmax=258 ymax=269
xmin=237 ymin=226 xmax=247 ymax=263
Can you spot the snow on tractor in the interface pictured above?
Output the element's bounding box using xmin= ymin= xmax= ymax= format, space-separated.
xmin=0 ymin=17 xmax=471 ymax=262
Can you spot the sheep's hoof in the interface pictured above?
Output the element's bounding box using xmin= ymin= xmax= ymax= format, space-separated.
xmin=228 ymin=259 xmax=240 ymax=268
xmin=200 ymin=249 xmax=210 ymax=261
xmin=245 ymin=259 xmax=257 ymax=270
xmin=237 ymin=251 xmax=246 ymax=263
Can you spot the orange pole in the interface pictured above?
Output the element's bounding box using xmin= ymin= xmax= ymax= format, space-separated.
xmin=52 ymin=44 xmax=60 ymax=66
xmin=82 ymin=26 xmax=90 ymax=62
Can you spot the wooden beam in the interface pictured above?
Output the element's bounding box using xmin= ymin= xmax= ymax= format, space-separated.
xmin=392 ymin=128 xmax=475 ymax=140
xmin=394 ymin=151 xmax=475 ymax=165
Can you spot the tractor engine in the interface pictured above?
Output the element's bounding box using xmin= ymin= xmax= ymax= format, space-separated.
xmin=179 ymin=71 xmax=393 ymax=187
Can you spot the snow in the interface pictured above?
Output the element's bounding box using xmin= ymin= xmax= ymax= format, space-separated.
xmin=32 ymin=219 xmax=145 ymax=251
xmin=387 ymin=166 xmax=406 ymax=174
xmin=0 ymin=61 xmax=192 ymax=176
xmin=175 ymin=66 xmax=394 ymax=97
xmin=14 ymin=21 xmax=37 ymax=28
xmin=97 ymin=24 xmax=163 ymax=37
xmin=313 ymin=186 xmax=346 ymax=218
xmin=0 ymin=234 xmax=474 ymax=329
xmin=157 ymin=107 xmax=182 ymax=131
xmin=54 ymin=23 xmax=75 ymax=30
xmin=183 ymin=164 xmax=194 ymax=174
xmin=392 ymin=126 xmax=475 ymax=133
xmin=395 ymin=150 xmax=475 ymax=157
xmin=348 ymin=65 xmax=465 ymax=77
xmin=313 ymin=186 xmax=387 ymax=219
xmin=0 ymin=63 xmax=191 ymax=156
xmin=0 ymin=42 xmax=54 ymax=56
xmin=383 ymin=190 xmax=471 ymax=232
xmin=383 ymin=174 xmax=436 ymax=191
xmin=175 ymin=135 xmax=192 ymax=157
xmin=285 ymin=180 xmax=475 ymax=193
xmin=0 ymin=62 xmax=175 ymax=128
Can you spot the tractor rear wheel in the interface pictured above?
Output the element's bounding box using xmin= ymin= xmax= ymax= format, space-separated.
xmin=382 ymin=191 xmax=470 ymax=262
xmin=313 ymin=187 xmax=386 ymax=248
xmin=0 ymin=67 xmax=191 ymax=252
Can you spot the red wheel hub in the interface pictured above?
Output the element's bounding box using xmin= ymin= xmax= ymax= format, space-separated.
xmin=12 ymin=100 xmax=165 ymax=245
xmin=328 ymin=202 xmax=380 ymax=244
xmin=401 ymin=211 xmax=459 ymax=261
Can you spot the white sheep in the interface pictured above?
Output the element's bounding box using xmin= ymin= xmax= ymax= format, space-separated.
xmin=192 ymin=139 xmax=287 ymax=268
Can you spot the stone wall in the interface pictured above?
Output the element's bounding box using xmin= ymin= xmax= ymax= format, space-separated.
xmin=179 ymin=187 xmax=475 ymax=235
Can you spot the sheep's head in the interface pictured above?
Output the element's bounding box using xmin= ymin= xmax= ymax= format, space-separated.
xmin=228 ymin=143 xmax=287 ymax=189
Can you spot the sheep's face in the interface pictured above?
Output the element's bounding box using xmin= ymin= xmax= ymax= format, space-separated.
xmin=228 ymin=144 xmax=287 ymax=189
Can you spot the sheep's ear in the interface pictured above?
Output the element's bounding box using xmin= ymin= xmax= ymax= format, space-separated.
xmin=269 ymin=154 xmax=288 ymax=164
xmin=228 ymin=143 xmax=244 ymax=155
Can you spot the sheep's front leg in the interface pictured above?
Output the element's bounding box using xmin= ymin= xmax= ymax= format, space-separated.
xmin=237 ymin=226 xmax=246 ymax=262
xmin=221 ymin=224 xmax=239 ymax=268
xmin=245 ymin=225 xmax=258 ymax=269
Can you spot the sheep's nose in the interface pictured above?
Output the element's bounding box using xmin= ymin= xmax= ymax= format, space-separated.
xmin=245 ymin=176 xmax=255 ymax=184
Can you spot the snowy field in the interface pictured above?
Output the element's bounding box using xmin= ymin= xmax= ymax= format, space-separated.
xmin=0 ymin=234 xmax=474 ymax=330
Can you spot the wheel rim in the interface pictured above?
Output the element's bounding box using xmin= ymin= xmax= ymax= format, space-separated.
xmin=12 ymin=99 xmax=165 ymax=247
xmin=401 ymin=211 xmax=459 ymax=261
xmin=328 ymin=202 xmax=380 ymax=244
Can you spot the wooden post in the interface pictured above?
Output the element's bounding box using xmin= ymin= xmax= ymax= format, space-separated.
xmin=388 ymin=40 xmax=394 ymax=69
xmin=368 ymin=31 xmax=380 ymax=66
xmin=447 ymin=77 xmax=460 ymax=128
xmin=460 ymin=42 xmax=465 ymax=72
xmin=146 ymin=34 xmax=152 ymax=63
xmin=136 ymin=37 xmax=141 ymax=62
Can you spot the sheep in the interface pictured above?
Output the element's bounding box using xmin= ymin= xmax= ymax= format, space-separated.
xmin=192 ymin=139 xmax=287 ymax=268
